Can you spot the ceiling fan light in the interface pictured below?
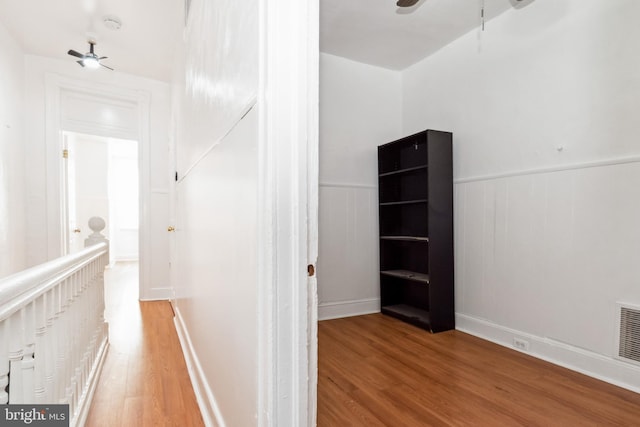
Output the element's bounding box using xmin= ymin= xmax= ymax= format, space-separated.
xmin=82 ymin=56 xmax=100 ymax=69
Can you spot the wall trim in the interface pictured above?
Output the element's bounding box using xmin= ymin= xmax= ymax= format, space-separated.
xmin=318 ymin=298 xmax=380 ymax=321
xmin=174 ymin=306 xmax=225 ymax=427
xmin=319 ymin=182 xmax=376 ymax=189
xmin=62 ymin=118 xmax=137 ymax=141
xmin=73 ymin=336 xmax=109 ymax=427
xmin=454 ymin=155 xmax=640 ymax=184
xmin=456 ymin=313 xmax=640 ymax=394
xmin=178 ymin=98 xmax=257 ymax=184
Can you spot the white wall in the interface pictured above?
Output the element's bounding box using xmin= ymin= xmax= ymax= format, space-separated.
xmin=176 ymin=0 xmax=257 ymax=175
xmin=0 ymin=21 xmax=26 ymax=278
xmin=171 ymin=0 xmax=259 ymax=424
xmin=108 ymin=139 xmax=139 ymax=262
xmin=174 ymin=109 xmax=258 ymax=427
xmin=318 ymin=53 xmax=402 ymax=319
xmin=22 ymin=55 xmax=171 ymax=299
xmin=403 ymin=0 xmax=640 ymax=390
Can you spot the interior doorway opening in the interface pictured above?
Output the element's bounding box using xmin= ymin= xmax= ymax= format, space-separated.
xmin=64 ymin=131 xmax=139 ymax=270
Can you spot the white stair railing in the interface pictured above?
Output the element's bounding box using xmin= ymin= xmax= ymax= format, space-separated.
xmin=0 ymin=217 xmax=110 ymax=426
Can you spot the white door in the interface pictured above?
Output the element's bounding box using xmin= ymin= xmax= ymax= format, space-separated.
xmin=64 ymin=132 xmax=110 ymax=254
xmin=168 ymin=118 xmax=178 ymax=306
xmin=64 ymin=135 xmax=83 ymax=254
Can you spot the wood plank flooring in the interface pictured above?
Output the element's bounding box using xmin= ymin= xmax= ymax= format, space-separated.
xmin=86 ymin=262 xmax=204 ymax=427
xmin=87 ymin=265 xmax=640 ymax=426
xmin=318 ymin=314 xmax=640 ymax=426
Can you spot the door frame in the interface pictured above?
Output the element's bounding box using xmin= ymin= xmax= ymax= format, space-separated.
xmin=45 ymin=73 xmax=151 ymax=296
xmin=257 ymin=0 xmax=319 ymax=424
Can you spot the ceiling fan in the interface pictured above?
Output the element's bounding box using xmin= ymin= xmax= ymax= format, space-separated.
xmin=396 ymin=0 xmax=419 ymax=6
xmin=67 ymin=41 xmax=113 ymax=71
xmin=396 ymin=0 xmax=535 ymax=8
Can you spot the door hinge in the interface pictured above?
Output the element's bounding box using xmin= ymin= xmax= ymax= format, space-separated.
xmin=307 ymin=264 xmax=315 ymax=277
xmin=62 ymin=149 xmax=69 ymax=159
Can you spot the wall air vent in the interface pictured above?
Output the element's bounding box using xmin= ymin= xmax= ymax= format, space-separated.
xmin=616 ymin=303 xmax=640 ymax=365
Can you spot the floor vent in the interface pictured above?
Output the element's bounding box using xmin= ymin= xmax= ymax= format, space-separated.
xmin=617 ymin=303 xmax=640 ymax=365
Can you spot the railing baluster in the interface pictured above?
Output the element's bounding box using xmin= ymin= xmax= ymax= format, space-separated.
xmin=44 ymin=288 xmax=55 ymax=402
xmin=62 ymin=276 xmax=70 ymax=407
xmin=21 ymin=302 xmax=36 ymax=403
xmin=54 ymin=280 xmax=65 ymax=403
xmin=72 ymin=269 xmax=82 ymax=413
xmin=34 ymin=294 xmax=46 ymax=403
xmin=8 ymin=311 xmax=24 ymax=403
xmin=0 ymin=320 xmax=8 ymax=404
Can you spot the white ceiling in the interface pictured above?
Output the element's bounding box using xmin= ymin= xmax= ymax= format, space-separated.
xmin=0 ymin=0 xmax=515 ymax=82
xmin=0 ymin=0 xmax=184 ymax=82
xmin=320 ymin=0 xmax=514 ymax=70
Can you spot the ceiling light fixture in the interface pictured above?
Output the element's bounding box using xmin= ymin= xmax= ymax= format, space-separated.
xmin=67 ymin=40 xmax=114 ymax=71
xmin=82 ymin=56 xmax=100 ymax=69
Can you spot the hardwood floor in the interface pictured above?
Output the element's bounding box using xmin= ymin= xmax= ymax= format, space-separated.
xmin=86 ymin=262 xmax=204 ymax=427
xmin=87 ymin=266 xmax=640 ymax=426
xmin=318 ymin=314 xmax=640 ymax=426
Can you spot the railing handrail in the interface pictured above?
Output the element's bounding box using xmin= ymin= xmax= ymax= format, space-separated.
xmin=0 ymin=242 xmax=108 ymax=322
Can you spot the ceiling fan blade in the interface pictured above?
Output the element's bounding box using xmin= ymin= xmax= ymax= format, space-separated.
xmin=510 ymin=0 xmax=536 ymax=9
xmin=100 ymin=63 xmax=114 ymax=71
xmin=396 ymin=0 xmax=419 ymax=7
xmin=76 ymin=60 xmax=85 ymax=67
xmin=68 ymin=49 xmax=84 ymax=58
xmin=98 ymin=56 xmax=108 ymax=60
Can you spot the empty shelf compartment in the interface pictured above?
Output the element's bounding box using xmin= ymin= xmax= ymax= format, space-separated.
xmin=381 ymin=269 xmax=429 ymax=284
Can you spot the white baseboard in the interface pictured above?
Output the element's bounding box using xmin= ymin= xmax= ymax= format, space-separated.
xmin=174 ymin=306 xmax=226 ymax=427
xmin=139 ymin=287 xmax=172 ymax=301
xmin=456 ymin=313 xmax=640 ymax=394
xmin=319 ymin=298 xmax=380 ymax=321
xmin=74 ymin=333 xmax=109 ymax=427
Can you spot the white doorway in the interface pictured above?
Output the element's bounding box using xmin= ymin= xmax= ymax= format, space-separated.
xmin=64 ymin=131 xmax=139 ymax=266
xmin=46 ymin=75 xmax=171 ymax=302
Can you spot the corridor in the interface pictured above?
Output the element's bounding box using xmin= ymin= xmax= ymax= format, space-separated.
xmin=86 ymin=263 xmax=204 ymax=426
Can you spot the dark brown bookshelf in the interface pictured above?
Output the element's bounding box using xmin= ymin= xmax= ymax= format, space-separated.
xmin=378 ymin=165 xmax=428 ymax=177
xmin=380 ymin=269 xmax=430 ymax=284
xmin=380 ymin=236 xmax=429 ymax=242
xmin=381 ymin=304 xmax=431 ymax=328
xmin=378 ymin=130 xmax=454 ymax=333
xmin=380 ymin=199 xmax=428 ymax=206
